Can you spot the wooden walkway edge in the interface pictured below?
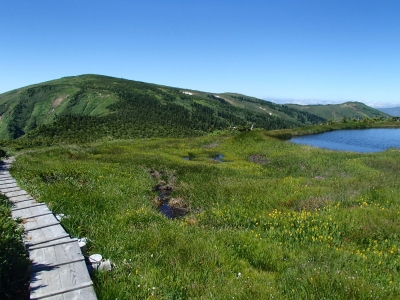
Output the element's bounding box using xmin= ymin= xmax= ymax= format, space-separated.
xmin=1 ymin=158 xmax=97 ymax=300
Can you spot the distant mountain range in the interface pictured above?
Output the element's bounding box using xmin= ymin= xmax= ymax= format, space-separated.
xmin=375 ymin=107 xmax=400 ymax=117
xmin=284 ymin=102 xmax=389 ymax=121
xmin=265 ymin=98 xmax=398 ymax=117
xmin=0 ymin=74 xmax=389 ymax=144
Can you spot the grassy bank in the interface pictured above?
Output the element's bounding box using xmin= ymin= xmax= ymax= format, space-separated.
xmin=8 ymin=130 xmax=400 ymax=299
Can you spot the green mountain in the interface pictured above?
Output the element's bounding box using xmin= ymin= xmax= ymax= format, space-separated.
xmin=0 ymin=74 xmax=326 ymax=144
xmin=285 ymin=102 xmax=390 ymax=121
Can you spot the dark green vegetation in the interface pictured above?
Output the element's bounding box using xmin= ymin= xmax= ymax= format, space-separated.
xmin=0 ymin=194 xmax=30 ymax=299
xmin=7 ymin=130 xmax=400 ymax=299
xmin=0 ymin=74 xmax=326 ymax=145
xmin=286 ymin=102 xmax=389 ymax=121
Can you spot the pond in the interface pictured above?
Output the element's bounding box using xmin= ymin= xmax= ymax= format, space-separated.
xmin=290 ymin=128 xmax=400 ymax=153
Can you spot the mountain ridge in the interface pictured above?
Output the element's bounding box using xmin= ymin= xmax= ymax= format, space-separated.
xmin=0 ymin=74 xmax=388 ymax=144
xmin=285 ymin=102 xmax=389 ymax=121
xmin=375 ymin=106 xmax=400 ymax=117
xmin=0 ymin=74 xmax=325 ymax=143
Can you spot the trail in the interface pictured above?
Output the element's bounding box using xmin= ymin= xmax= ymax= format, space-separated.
xmin=0 ymin=157 xmax=97 ymax=300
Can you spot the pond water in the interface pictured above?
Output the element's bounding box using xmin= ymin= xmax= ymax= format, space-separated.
xmin=290 ymin=128 xmax=400 ymax=153
xmin=212 ymin=154 xmax=224 ymax=162
xmin=159 ymin=201 xmax=174 ymax=218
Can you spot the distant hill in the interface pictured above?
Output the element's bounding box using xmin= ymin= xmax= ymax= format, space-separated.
xmin=375 ymin=107 xmax=400 ymax=117
xmin=285 ymin=102 xmax=389 ymax=121
xmin=0 ymin=74 xmax=326 ymax=144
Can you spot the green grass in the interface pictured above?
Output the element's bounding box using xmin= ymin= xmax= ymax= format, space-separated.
xmin=8 ymin=130 xmax=400 ymax=299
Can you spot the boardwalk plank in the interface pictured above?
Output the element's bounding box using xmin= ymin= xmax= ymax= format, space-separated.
xmin=0 ymin=179 xmax=17 ymax=184
xmin=29 ymin=238 xmax=79 ymax=251
xmin=0 ymin=186 xmax=23 ymax=193
xmin=31 ymin=283 xmax=96 ymax=300
xmin=11 ymin=201 xmax=42 ymax=210
xmin=25 ymin=224 xmax=70 ymax=247
xmin=12 ymin=204 xmax=52 ymax=219
xmin=0 ymin=182 xmax=19 ymax=189
xmin=27 ymin=234 xmax=72 ymax=249
xmin=5 ymin=189 xmax=29 ymax=198
xmin=11 ymin=199 xmax=38 ymax=209
xmin=23 ymin=214 xmax=60 ymax=232
xmin=30 ymin=242 xmax=84 ymax=270
xmin=30 ymin=262 xmax=93 ymax=299
xmin=9 ymin=194 xmax=35 ymax=202
xmin=0 ymin=183 xmax=21 ymax=193
xmin=0 ymin=178 xmax=13 ymax=182
xmin=0 ymin=174 xmax=12 ymax=178
xmin=42 ymin=286 xmax=97 ymax=300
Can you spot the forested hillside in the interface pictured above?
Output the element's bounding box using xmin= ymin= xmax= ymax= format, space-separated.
xmin=0 ymin=75 xmax=326 ymax=144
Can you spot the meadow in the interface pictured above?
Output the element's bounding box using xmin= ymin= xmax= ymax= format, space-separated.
xmin=6 ymin=129 xmax=400 ymax=299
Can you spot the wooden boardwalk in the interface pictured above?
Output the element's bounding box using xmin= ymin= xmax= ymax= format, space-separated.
xmin=1 ymin=158 xmax=97 ymax=300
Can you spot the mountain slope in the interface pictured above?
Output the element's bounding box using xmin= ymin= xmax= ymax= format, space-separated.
xmin=285 ymin=102 xmax=390 ymax=121
xmin=0 ymin=74 xmax=326 ymax=143
xmin=0 ymin=76 xmax=120 ymax=139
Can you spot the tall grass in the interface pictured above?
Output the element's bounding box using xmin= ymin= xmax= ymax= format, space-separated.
xmin=10 ymin=130 xmax=400 ymax=299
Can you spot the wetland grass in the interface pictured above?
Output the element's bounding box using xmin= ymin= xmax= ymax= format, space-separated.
xmin=9 ymin=130 xmax=400 ymax=299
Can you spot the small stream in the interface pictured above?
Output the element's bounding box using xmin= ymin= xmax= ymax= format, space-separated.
xmin=151 ymin=170 xmax=188 ymax=219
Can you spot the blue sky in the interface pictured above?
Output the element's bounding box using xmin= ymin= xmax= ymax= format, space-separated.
xmin=1 ymin=1 xmax=399 ymax=107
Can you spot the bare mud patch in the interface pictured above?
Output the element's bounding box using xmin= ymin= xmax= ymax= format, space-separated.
xmin=283 ymin=197 xmax=330 ymax=211
xmin=202 ymin=142 xmax=219 ymax=149
xmin=248 ymin=154 xmax=269 ymax=164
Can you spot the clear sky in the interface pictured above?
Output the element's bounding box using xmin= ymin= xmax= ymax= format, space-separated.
xmin=1 ymin=1 xmax=399 ymax=107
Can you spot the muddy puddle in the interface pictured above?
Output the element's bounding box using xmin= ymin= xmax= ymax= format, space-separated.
xmin=150 ymin=170 xmax=188 ymax=219
xmin=248 ymin=154 xmax=269 ymax=164
xmin=183 ymin=153 xmax=225 ymax=162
